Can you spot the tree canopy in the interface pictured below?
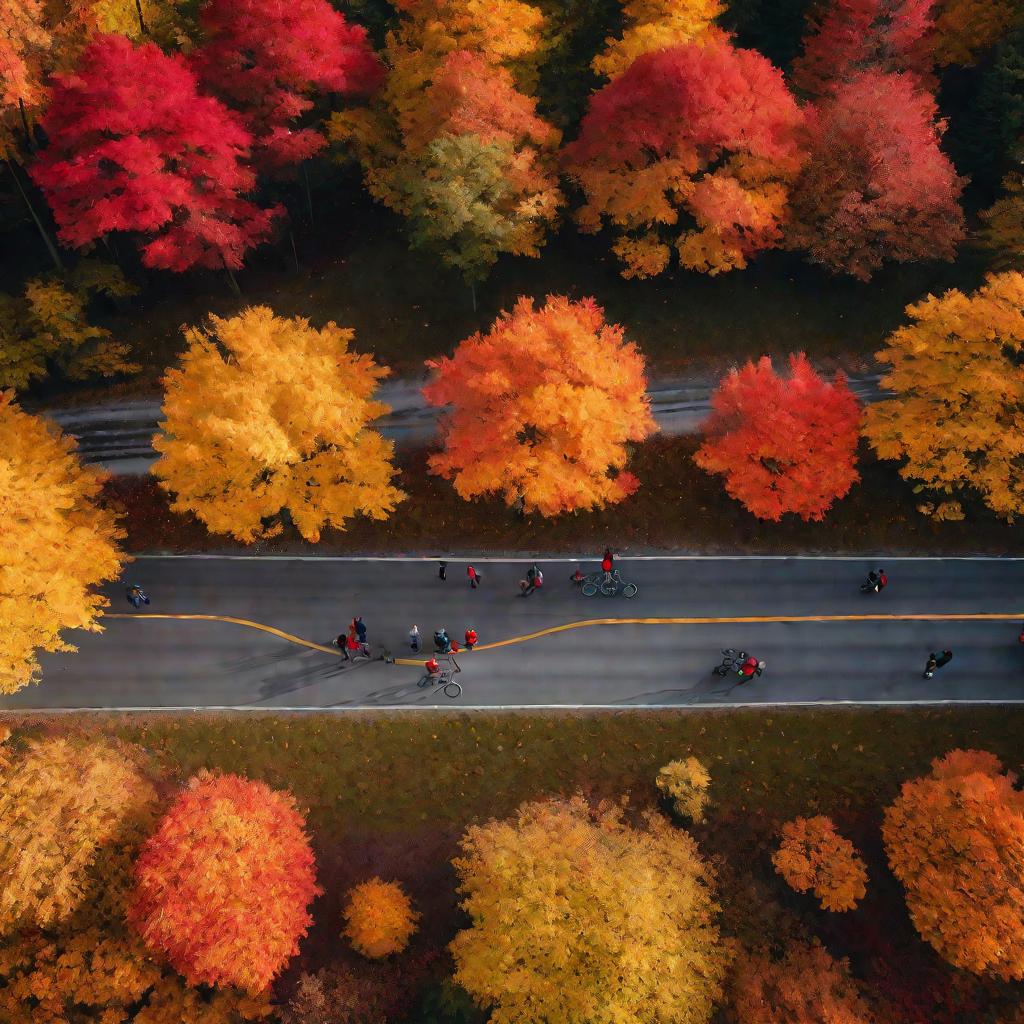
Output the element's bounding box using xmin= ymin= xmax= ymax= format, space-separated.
xmin=772 ymin=816 xmax=868 ymax=912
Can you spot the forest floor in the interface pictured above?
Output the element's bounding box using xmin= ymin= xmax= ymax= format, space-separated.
xmin=3 ymin=707 xmax=1021 ymax=1023
xmin=103 ymin=436 xmax=1024 ymax=556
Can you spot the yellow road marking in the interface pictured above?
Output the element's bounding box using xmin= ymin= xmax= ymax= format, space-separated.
xmin=109 ymin=611 xmax=1024 ymax=667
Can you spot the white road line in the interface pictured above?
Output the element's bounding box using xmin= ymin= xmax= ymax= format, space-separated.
xmin=131 ymin=554 xmax=1024 ymax=562
xmin=6 ymin=701 xmax=1024 ymax=712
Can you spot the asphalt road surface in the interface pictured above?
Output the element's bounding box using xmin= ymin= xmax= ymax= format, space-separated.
xmin=3 ymin=557 xmax=1023 ymax=710
xmin=41 ymin=372 xmax=886 ymax=475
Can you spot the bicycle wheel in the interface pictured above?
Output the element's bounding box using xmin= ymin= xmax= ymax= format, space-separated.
xmin=621 ymin=583 xmax=638 ymax=598
xmin=599 ymin=579 xmax=618 ymax=596
xmin=442 ymin=679 xmax=462 ymax=698
xmin=581 ymin=582 xmax=599 ymax=596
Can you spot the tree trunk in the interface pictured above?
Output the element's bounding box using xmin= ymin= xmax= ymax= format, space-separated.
xmin=289 ymin=230 xmax=300 ymax=273
xmin=470 ymin=281 xmax=476 ymax=312
xmin=134 ymin=0 xmax=149 ymax=35
xmin=303 ymin=164 xmax=314 ymax=224
xmin=6 ymin=159 xmax=63 ymax=272
xmin=224 ymin=265 xmax=242 ymax=298
xmin=18 ymin=98 xmax=33 ymax=152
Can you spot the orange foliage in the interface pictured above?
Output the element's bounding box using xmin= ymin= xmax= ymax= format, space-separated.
xmin=733 ymin=942 xmax=876 ymax=1024
xmin=883 ymin=749 xmax=1024 ymax=979
xmin=423 ymin=295 xmax=656 ymax=516
xmin=343 ymin=878 xmax=420 ymax=958
xmin=129 ymin=770 xmax=321 ymax=993
xmin=932 ymin=0 xmax=1023 ymax=66
xmin=772 ymin=816 xmax=868 ymax=912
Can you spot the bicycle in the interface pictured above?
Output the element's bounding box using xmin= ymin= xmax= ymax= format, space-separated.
xmin=713 ymin=648 xmax=748 ymax=676
xmin=417 ymin=667 xmax=462 ymax=698
xmin=581 ymin=569 xmax=638 ymax=598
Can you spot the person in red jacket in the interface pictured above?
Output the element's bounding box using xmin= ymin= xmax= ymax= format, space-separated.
xmin=465 ymin=627 xmax=478 ymax=650
xmin=467 ymin=565 xmax=481 ymax=589
xmin=425 ymin=656 xmax=440 ymax=677
xmin=601 ymin=548 xmax=614 ymax=582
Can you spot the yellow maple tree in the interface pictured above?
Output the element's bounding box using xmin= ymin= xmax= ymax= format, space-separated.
xmin=932 ymin=0 xmax=1023 ymax=66
xmin=423 ymin=295 xmax=657 ymax=516
xmin=864 ymin=271 xmax=1024 ymax=521
xmin=655 ymin=757 xmax=711 ymax=823
xmin=592 ymin=0 xmax=725 ymax=79
xmin=0 ymin=391 xmax=126 ymax=693
xmin=981 ymin=173 xmax=1024 ymax=271
xmin=883 ymin=749 xmax=1024 ymax=980
xmin=0 ymin=735 xmax=158 ymax=929
xmin=451 ymin=795 xmax=728 ymax=1024
xmin=772 ymin=815 xmax=868 ymax=912
xmin=343 ymin=878 xmax=420 ymax=958
xmin=152 ymin=307 xmax=405 ymax=544
xmin=733 ymin=942 xmax=876 ymax=1024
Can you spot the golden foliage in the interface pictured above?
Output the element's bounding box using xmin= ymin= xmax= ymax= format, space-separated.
xmin=0 ymin=392 xmax=126 ymax=693
xmin=655 ymin=757 xmax=711 ymax=823
xmin=423 ymin=295 xmax=657 ymax=516
xmin=883 ymin=749 xmax=1024 ymax=979
xmin=772 ymin=816 xmax=868 ymax=912
xmin=152 ymin=307 xmax=405 ymax=544
xmin=343 ymin=877 xmax=420 ymax=958
xmin=932 ymin=0 xmax=1023 ymax=66
xmin=0 ymin=736 xmax=158 ymax=930
xmin=451 ymin=795 xmax=728 ymax=1024
xmin=864 ymin=271 xmax=1024 ymax=521
xmin=981 ymin=173 xmax=1024 ymax=271
xmin=592 ymin=0 xmax=725 ymax=79
xmin=733 ymin=942 xmax=876 ymax=1024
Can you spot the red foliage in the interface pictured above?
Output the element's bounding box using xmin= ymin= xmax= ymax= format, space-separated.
xmin=128 ymin=770 xmax=321 ymax=993
xmin=793 ymin=0 xmax=937 ymax=96
xmin=787 ymin=70 xmax=965 ymax=280
xmin=694 ymin=354 xmax=862 ymax=522
xmin=31 ymin=34 xmax=280 ymax=272
xmin=194 ymin=0 xmax=383 ymax=171
xmin=563 ymin=41 xmax=804 ymax=274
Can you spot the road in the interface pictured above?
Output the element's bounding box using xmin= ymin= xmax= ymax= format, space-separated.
xmin=41 ymin=372 xmax=886 ymax=475
xmin=2 ymin=557 xmax=1022 ymax=710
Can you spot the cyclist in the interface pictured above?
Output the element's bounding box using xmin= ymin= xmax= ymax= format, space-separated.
xmin=737 ymin=655 xmax=764 ymax=681
xmin=425 ymin=656 xmax=441 ymax=678
xmin=434 ymin=628 xmax=451 ymax=653
xmin=601 ymin=548 xmax=614 ymax=583
xmin=570 ymin=566 xmax=584 ymax=586
xmin=126 ymin=584 xmax=150 ymax=609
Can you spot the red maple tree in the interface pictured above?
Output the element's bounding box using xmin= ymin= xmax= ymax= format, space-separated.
xmin=787 ymin=70 xmax=965 ymax=280
xmin=793 ymin=0 xmax=937 ymax=96
xmin=563 ymin=41 xmax=805 ymax=277
xmin=30 ymin=33 xmax=281 ymax=272
xmin=193 ymin=0 xmax=383 ymax=172
xmin=128 ymin=770 xmax=321 ymax=993
xmin=694 ymin=353 xmax=862 ymax=521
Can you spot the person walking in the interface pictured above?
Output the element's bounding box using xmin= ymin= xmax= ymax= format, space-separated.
xmin=601 ymin=548 xmax=614 ymax=583
xmin=519 ymin=564 xmax=543 ymax=596
xmin=570 ymin=566 xmax=584 ymax=586
xmin=923 ymin=650 xmax=952 ymax=679
xmin=438 ymin=560 xmax=448 ymax=581
xmin=126 ymin=584 xmax=150 ymax=609
xmin=464 ymin=627 xmax=477 ymax=650
xmin=467 ymin=565 xmax=481 ymax=589
xmin=355 ymin=616 xmax=367 ymax=645
xmin=409 ymin=625 xmax=420 ymax=653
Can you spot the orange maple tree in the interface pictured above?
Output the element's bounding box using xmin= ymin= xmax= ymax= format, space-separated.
xmin=883 ymin=749 xmax=1024 ymax=979
xmin=694 ymin=354 xmax=861 ymax=522
xmin=772 ymin=816 xmax=868 ymax=912
xmin=343 ymin=878 xmax=420 ymax=958
xmin=128 ymin=770 xmax=322 ymax=993
xmin=733 ymin=942 xmax=876 ymax=1024
xmin=423 ymin=295 xmax=656 ymax=516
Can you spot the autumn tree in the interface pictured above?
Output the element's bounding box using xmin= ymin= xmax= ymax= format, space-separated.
xmin=564 ymin=41 xmax=804 ymax=278
xmin=773 ymin=816 xmax=868 ymax=912
xmin=31 ymin=34 xmax=281 ymax=276
xmin=451 ymin=796 xmax=728 ymax=1024
xmin=343 ymin=878 xmax=420 ymax=958
xmin=787 ymin=71 xmax=965 ymax=281
xmin=655 ymin=757 xmax=711 ymax=823
xmin=0 ymin=736 xmax=157 ymax=929
xmin=129 ymin=769 xmax=321 ymax=993
xmin=193 ymin=0 xmax=383 ymax=173
xmin=792 ymin=0 xmax=936 ymax=96
xmin=865 ymin=271 xmax=1024 ymax=521
xmin=0 ymin=0 xmax=50 ymax=156
xmin=328 ymin=0 xmax=561 ymax=282
xmin=424 ymin=295 xmax=656 ymax=516
xmin=0 ymin=392 xmax=125 ymax=693
xmin=884 ymin=749 xmax=1024 ymax=979
xmin=694 ymin=354 xmax=861 ymax=522
xmin=932 ymin=0 xmax=1024 ymax=66
xmin=152 ymin=307 xmax=404 ymax=543
xmin=733 ymin=942 xmax=876 ymax=1024
xmin=591 ymin=0 xmax=726 ymax=80
xmin=0 ymin=260 xmax=137 ymax=389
